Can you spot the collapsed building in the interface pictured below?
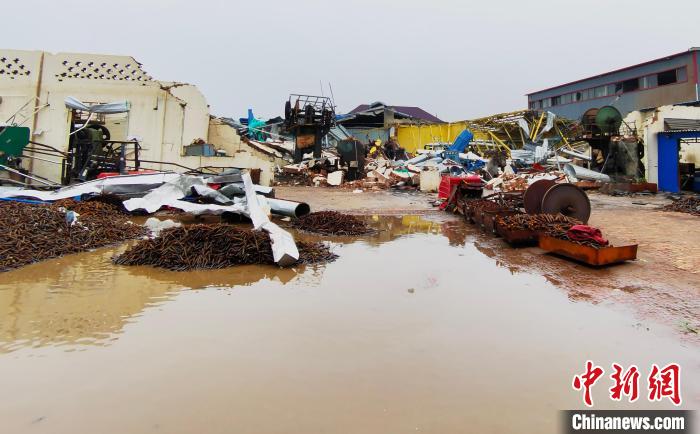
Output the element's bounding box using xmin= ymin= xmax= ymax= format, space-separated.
xmin=0 ymin=50 xmax=286 ymax=186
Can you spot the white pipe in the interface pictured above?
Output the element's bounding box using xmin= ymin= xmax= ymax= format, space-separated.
xmin=267 ymin=198 xmax=311 ymax=218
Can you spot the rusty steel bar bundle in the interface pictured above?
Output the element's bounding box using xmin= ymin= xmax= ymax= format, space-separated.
xmin=496 ymin=213 xmax=581 ymax=232
xmin=291 ymin=211 xmax=374 ymax=236
xmin=114 ymin=224 xmax=338 ymax=271
xmin=0 ymin=201 xmax=147 ymax=272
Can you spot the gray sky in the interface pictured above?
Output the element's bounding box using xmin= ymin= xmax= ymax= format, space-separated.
xmin=3 ymin=0 xmax=698 ymax=121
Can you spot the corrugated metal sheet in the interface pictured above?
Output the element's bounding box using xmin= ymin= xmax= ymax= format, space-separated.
xmin=664 ymin=118 xmax=700 ymax=131
xmin=349 ymin=104 xmax=444 ymax=123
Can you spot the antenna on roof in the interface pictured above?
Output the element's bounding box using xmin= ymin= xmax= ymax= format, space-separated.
xmin=319 ymin=80 xmax=325 ymax=98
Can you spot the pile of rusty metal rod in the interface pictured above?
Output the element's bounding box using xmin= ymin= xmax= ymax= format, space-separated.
xmin=464 ymin=198 xmax=509 ymax=215
xmin=663 ymin=196 xmax=700 ymax=216
xmin=114 ymin=224 xmax=338 ymax=271
xmin=0 ymin=201 xmax=147 ymax=272
xmin=291 ymin=211 xmax=374 ymax=235
xmin=51 ymin=195 xmax=128 ymax=218
xmin=496 ymin=213 xmax=582 ymax=232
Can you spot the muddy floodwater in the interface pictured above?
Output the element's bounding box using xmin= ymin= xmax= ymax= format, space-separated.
xmin=0 ymin=215 xmax=698 ymax=434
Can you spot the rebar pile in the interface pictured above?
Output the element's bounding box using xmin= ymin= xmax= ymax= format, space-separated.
xmin=465 ymin=199 xmax=508 ymax=215
xmin=114 ymin=224 xmax=338 ymax=271
xmin=496 ymin=213 xmax=582 ymax=232
xmin=663 ymin=196 xmax=700 ymax=216
xmin=0 ymin=201 xmax=147 ymax=272
xmin=51 ymin=198 xmax=126 ymax=219
xmin=291 ymin=211 xmax=374 ymax=235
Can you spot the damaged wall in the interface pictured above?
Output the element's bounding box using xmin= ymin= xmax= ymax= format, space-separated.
xmin=0 ymin=49 xmax=277 ymax=185
xmin=624 ymin=104 xmax=700 ymax=184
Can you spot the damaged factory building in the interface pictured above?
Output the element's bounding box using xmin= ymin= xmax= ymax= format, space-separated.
xmin=0 ymin=49 xmax=284 ymax=186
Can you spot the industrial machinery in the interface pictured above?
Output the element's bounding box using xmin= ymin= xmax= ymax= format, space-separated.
xmin=336 ymin=138 xmax=365 ymax=181
xmin=0 ymin=125 xmax=31 ymax=184
xmin=523 ymin=179 xmax=591 ymax=223
xmin=594 ymin=106 xmax=623 ymax=135
xmin=283 ymin=94 xmax=335 ymax=163
xmin=62 ymin=122 xmax=141 ymax=184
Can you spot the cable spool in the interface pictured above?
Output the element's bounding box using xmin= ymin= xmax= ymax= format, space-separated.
xmin=541 ymin=183 xmax=591 ymax=223
xmin=523 ymin=179 xmax=556 ymax=214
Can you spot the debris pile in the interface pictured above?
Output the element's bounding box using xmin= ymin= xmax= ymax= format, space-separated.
xmin=51 ymin=196 xmax=127 ymax=218
xmin=114 ymin=224 xmax=337 ymax=271
xmin=496 ymin=214 xmax=582 ymax=232
xmin=291 ymin=211 xmax=374 ymax=235
xmin=545 ymin=224 xmax=610 ymax=248
xmin=663 ymin=196 xmax=700 ymax=216
xmin=0 ymin=201 xmax=147 ymax=272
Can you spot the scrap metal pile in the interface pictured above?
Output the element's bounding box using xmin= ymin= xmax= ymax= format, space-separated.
xmin=291 ymin=211 xmax=374 ymax=236
xmin=0 ymin=171 xmax=318 ymax=270
xmin=0 ymin=201 xmax=146 ymax=272
xmin=447 ymin=177 xmax=638 ymax=265
xmin=114 ymin=224 xmax=337 ymax=271
xmin=663 ymin=196 xmax=700 ymax=216
xmin=496 ymin=214 xmax=582 ymax=232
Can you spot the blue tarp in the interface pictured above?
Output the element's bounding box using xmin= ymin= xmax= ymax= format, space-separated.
xmin=448 ymin=129 xmax=473 ymax=153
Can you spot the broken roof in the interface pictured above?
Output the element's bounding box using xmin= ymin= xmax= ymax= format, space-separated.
xmin=349 ymin=103 xmax=444 ymax=123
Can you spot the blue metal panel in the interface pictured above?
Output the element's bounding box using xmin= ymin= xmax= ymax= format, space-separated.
xmin=657 ymin=131 xmax=700 ymax=192
xmin=657 ymin=133 xmax=679 ymax=192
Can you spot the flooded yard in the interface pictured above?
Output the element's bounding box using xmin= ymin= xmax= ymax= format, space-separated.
xmin=0 ymin=215 xmax=698 ymax=434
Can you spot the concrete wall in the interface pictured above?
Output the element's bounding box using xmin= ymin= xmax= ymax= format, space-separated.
xmin=0 ymin=49 xmax=278 ymax=185
xmin=528 ymin=51 xmax=698 ymax=120
xmin=624 ymin=105 xmax=700 ymax=184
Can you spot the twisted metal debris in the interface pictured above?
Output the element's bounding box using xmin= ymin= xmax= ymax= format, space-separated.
xmin=0 ymin=201 xmax=147 ymax=272
xmin=663 ymin=196 xmax=700 ymax=216
xmin=496 ymin=214 xmax=582 ymax=232
xmin=114 ymin=224 xmax=338 ymax=271
xmin=291 ymin=211 xmax=374 ymax=235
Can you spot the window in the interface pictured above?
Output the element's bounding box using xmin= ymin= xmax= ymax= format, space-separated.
xmin=657 ymin=69 xmax=677 ymax=86
xmin=552 ymin=96 xmax=561 ymax=106
xmin=676 ymin=67 xmax=687 ymax=82
xmin=595 ymin=85 xmax=607 ymax=98
xmin=606 ymin=84 xmax=616 ymax=95
xmin=573 ymin=92 xmax=582 ymax=102
xmin=561 ymin=93 xmax=572 ymax=104
xmin=622 ymin=78 xmax=639 ymax=92
xmin=642 ymin=74 xmax=657 ymax=89
xmin=542 ymin=98 xmax=552 ymax=108
xmin=586 ymin=88 xmax=595 ymax=99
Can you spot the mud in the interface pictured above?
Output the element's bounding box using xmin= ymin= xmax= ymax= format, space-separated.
xmin=0 ymin=214 xmax=698 ymax=434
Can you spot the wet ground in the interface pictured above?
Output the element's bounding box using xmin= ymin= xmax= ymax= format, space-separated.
xmin=0 ymin=213 xmax=698 ymax=434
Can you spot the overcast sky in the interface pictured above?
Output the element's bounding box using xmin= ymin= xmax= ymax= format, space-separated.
xmin=3 ymin=0 xmax=698 ymax=121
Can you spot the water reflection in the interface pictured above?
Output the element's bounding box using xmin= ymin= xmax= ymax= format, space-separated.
xmin=0 ymin=215 xmax=470 ymax=353
xmin=0 ymin=214 xmax=456 ymax=353
xmin=0 ymin=246 xmax=311 ymax=353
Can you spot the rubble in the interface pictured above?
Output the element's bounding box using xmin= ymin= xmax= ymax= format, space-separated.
xmin=113 ymin=224 xmax=337 ymax=271
xmin=662 ymin=196 xmax=700 ymax=216
xmin=0 ymin=201 xmax=147 ymax=272
xmin=291 ymin=211 xmax=374 ymax=236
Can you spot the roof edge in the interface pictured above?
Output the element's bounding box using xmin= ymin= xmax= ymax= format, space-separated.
xmin=526 ymin=48 xmax=698 ymax=96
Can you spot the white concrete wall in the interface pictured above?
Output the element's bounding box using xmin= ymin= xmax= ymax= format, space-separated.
xmin=0 ymin=50 xmax=278 ymax=185
xmin=625 ymin=105 xmax=700 ymax=184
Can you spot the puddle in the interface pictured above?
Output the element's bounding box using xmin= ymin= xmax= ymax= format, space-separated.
xmin=0 ymin=215 xmax=697 ymax=434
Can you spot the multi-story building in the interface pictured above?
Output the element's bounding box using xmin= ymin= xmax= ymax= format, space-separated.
xmin=527 ymin=48 xmax=700 ymax=121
